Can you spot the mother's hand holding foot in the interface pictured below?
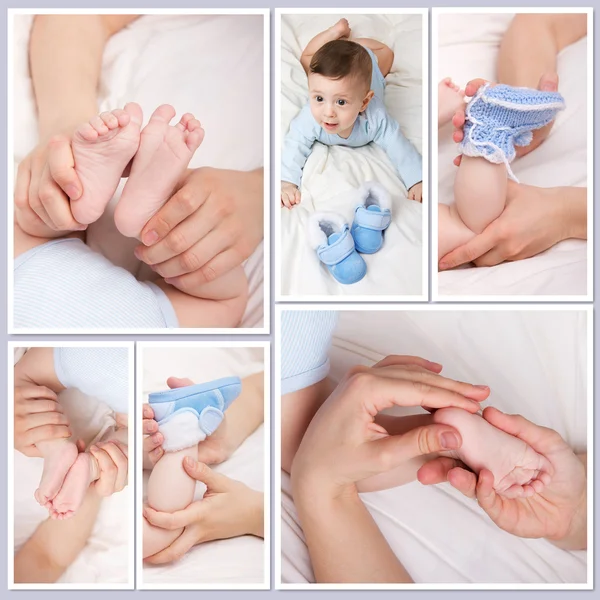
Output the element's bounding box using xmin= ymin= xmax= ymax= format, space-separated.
xmin=143 ymin=459 xmax=264 ymax=565
xmin=419 ymin=407 xmax=587 ymax=550
xmin=290 ymin=355 xmax=490 ymax=583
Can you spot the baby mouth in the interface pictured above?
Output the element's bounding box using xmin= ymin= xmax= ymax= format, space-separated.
xmin=323 ymin=122 xmax=338 ymax=129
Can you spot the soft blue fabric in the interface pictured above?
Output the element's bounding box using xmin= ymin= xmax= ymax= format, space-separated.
xmin=281 ymin=47 xmax=422 ymax=190
xmin=351 ymin=205 xmax=392 ymax=254
xmin=281 ymin=310 xmax=338 ymax=395
xmin=460 ymin=83 xmax=565 ymax=179
xmin=14 ymin=238 xmax=179 ymax=330
xmin=149 ymin=377 xmax=241 ymax=436
xmin=54 ymin=346 xmax=129 ymax=413
xmin=316 ymin=226 xmax=366 ymax=284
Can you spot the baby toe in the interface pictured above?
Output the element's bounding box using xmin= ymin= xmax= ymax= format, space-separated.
xmin=150 ymin=104 xmax=177 ymax=123
xmin=185 ymin=128 xmax=205 ymax=152
xmin=76 ymin=122 xmax=99 ymax=142
xmin=90 ymin=115 xmax=109 ymax=135
xmin=100 ymin=111 xmax=119 ymax=129
xmin=111 ymin=109 xmax=130 ymax=127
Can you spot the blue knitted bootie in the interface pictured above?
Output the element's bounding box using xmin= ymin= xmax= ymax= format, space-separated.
xmin=308 ymin=212 xmax=366 ymax=284
xmin=460 ymin=83 xmax=565 ymax=180
xmin=350 ymin=182 xmax=392 ymax=254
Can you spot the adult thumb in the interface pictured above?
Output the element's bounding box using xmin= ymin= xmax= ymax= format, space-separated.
xmin=167 ymin=377 xmax=195 ymax=389
xmin=371 ymin=424 xmax=462 ymax=471
xmin=182 ymin=458 xmax=230 ymax=491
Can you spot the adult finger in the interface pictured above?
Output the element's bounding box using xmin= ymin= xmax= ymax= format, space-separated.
xmin=14 ymin=158 xmax=33 ymax=214
xmin=167 ymin=377 xmax=194 ymax=388
xmin=453 ymin=155 xmax=462 ymax=167
xmin=369 ymin=423 xmax=463 ymax=472
xmin=416 ymin=456 xmax=466 ymax=485
xmin=96 ymin=441 xmax=128 ymax=492
xmin=482 ymin=407 xmax=562 ymax=454
xmin=350 ymin=373 xmax=483 ymax=414
xmin=154 ymin=231 xmax=230 ymax=279
xmin=143 ymin=502 xmax=203 ymax=530
xmin=374 ymin=365 xmax=490 ymax=402
xmin=447 ymin=467 xmax=479 ymax=498
xmin=438 ymin=229 xmax=497 ymax=270
xmin=47 ymin=135 xmax=82 ymax=200
xmin=28 ymin=166 xmax=56 ymax=230
xmin=140 ymin=183 xmax=210 ymax=248
xmin=144 ymin=526 xmax=199 ymax=564
xmin=372 ymin=355 xmax=443 ymax=373
xmin=90 ymin=445 xmax=118 ymax=496
xmin=142 ymin=404 xmax=155 ymax=420
xmin=23 ymin=423 xmax=71 ymax=447
xmin=143 ymin=419 xmax=159 ymax=435
xmin=464 ymin=78 xmax=489 ymax=97
xmin=144 ymin=431 xmax=163 ymax=453
xmin=15 ymin=387 xmax=59 ymax=408
xmin=164 ymin=247 xmax=243 ymax=290
xmin=18 ymin=411 xmax=69 ymax=429
xmin=182 ymin=458 xmax=232 ymax=491
xmin=472 ymin=245 xmax=507 ymax=268
xmin=474 ymin=469 xmax=503 ymax=520
xmin=38 ymin=164 xmax=81 ymax=231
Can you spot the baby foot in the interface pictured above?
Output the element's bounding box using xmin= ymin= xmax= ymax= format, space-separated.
xmin=114 ymin=105 xmax=204 ymax=238
xmin=331 ymin=18 xmax=351 ymax=39
xmin=438 ymin=78 xmax=465 ymax=127
xmin=71 ymin=103 xmax=143 ymax=225
xmin=34 ymin=441 xmax=78 ymax=507
xmin=50 ymin=452 xmax=99 ymax=519
xmin=433 ymin=408 xmax=552 ymax=498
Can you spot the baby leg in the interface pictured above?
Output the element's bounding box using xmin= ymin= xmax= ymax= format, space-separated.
xmin=143 ymin=445 xmax=198 ymax=559
xmin=157 ymin=264 xmax=248 ymax=328
xmin=34 ymin=437 xmax=79 ymax=508
xmin=454 ymin=156 xmax=507 ymax=234
xmin=354 ymin=38 xmax=394 ymax=77
xmin=438 ymin=203 xmax=476 ymax=261
xmin=300 ymin=19 xmax=351 ymax=73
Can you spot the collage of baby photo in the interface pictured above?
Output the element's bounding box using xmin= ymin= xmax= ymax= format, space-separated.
xmin=7 ymin=6 xmax=592 ymax=595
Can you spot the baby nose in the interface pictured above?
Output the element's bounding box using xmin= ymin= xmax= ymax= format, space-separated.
xmin=324 ymin=103 xmax=336 ymax=117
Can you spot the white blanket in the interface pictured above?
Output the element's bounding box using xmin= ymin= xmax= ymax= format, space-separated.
xmin=279 ymin=13 xmax=424 ymax=297
xmin=13 ymin=350 xmax=131 ymax=585
xmin=436 ymin=13 xmax=589 ymax=297
xmin=141 ymin=346 xmax=265 ymax=586
xmin=281 ymin=309 xmax=588 ymax=584
xmin=12 ymin=14 xmax=265 ymax=327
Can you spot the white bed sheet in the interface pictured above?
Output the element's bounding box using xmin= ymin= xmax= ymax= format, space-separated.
xmin=281 ymin=310 xmax=588 ymax=584
xmin=142 ymin=346 xmax=265 ymax=585
xmin=436 ymin=13 xmax=588 ymax=297
xmin=13 ymin=351 xmax=131 ymax=585
xmin=280 ymin=14 xmax=424 ymax=297
xmin=13 ymin=14 xmax=265 ymax=327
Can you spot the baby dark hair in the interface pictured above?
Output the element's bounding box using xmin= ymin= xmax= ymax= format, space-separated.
xmin=309 ymin=39 xmax=372 ymax=92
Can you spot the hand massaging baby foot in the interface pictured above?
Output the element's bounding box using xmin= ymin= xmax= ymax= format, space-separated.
xmin=433 ymin=408 xmax=552 ymax=498
xmin=459 ymin=83 xmax=565 ymax=181
xmin=149 ymin=377 xmax=242 ymax=452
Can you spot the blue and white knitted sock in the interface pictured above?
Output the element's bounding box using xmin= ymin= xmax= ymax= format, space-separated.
xmin=460 ymin=83 xmax=565 ymax=181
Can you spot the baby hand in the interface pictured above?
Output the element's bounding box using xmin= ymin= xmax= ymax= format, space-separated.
xmin=408 ymin=182 xmax=423 ymax=202
xmin=281 ymin=181 xmax=301 ymax=209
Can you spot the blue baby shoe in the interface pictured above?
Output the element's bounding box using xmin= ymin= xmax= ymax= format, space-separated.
xmin=350 ymin=182 xmax=392 ymax=254
xmin=308 ymin=212 xmax=366 ymax=284
xmin=149 ymin=376 xmax=241 ymax=451
xmin=460 ymin=83 xmax=565 ymax=180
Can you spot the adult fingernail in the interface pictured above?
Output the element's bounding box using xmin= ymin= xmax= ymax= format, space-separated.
xmin=143 ymin=230 xmax=159 ymax=246
xmin=184 ymin=456 xmax=195 ymax=467
xmin=438 ymin=261 xmax=448 ymax=270
xmin=152 ymin=433 xmax=162 ymax=443
xmin=133 ymin=247 xmax=143 ymax=260
xmin=474 ymin=385 xmax=489 ymax=390
xmin=65 ymin=184 xmax=80 ymax=199
xmin=441 ymin=432 xmax=460 ymax=449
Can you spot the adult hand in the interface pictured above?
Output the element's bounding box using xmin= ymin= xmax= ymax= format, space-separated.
xmin=143 ymin=458 xmax=263 ymax=564
xmin=89 ymin=439 xmax=129 ymax=497
xmin=452 ymin=74 xmax=559 ymax=166
xmin=418 ymin=407 xmax=587 ymax=550
xmin=14 ymin=384 xmax=71 ymax=457
xmin=134 ymin=166 xmax=264 ymax=291
xmin=142 ymin=377 xmax=236 ymax=470
xmin=438 ymin=182 xmax=571 ymax=269
xmin=290 ymin=355 xmax=490 ymax=498
xmin=14 ymin=135 xmax=85 ymax=236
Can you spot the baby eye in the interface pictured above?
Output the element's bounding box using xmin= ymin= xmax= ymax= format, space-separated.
xmin=336 ymin=99 xmax=347 ymax=106
xmin=315 ymin=96 xmax=324 ymax=102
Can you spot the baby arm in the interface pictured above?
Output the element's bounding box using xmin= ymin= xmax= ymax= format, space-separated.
xmin=143 ymin=445 xmax=199 ymax=559
xmin=372 ymin=109 xmax=423 ymax=200
xmin=281 ymin=106 xmax=318 ymax=208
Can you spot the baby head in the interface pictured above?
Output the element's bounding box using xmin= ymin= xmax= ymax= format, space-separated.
xmin=308 ymin=40 xmax=374 ymax=137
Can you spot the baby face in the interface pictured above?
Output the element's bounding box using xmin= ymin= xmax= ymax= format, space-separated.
xmin=308 ymin=73 xmax=373 ymax=138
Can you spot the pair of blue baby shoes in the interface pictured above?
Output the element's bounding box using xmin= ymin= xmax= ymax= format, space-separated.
xmin=308 ymin=182 xmax=392 ymax=285
xmin=149 ymin=376 xmax=241 ymax=452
